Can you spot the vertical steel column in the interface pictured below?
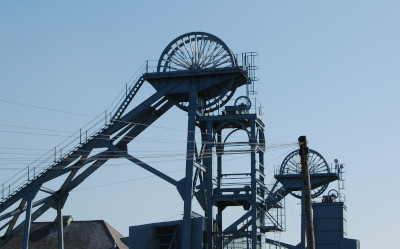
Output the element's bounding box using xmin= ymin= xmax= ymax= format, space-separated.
xmin=57 ymin=202 xmax=64 ymax=249
xmin=181 ymin=79 xmax=197 ymax=249
xmin=216 ymin=130 xmax=223 ymax=249
xmin=250 ymin=119 xmax=257 ymax=249
xmin=22 ymin=199 xmax=33 ymax=249
xmin=258 ymin=129 xmax=265 ymax=248
xmin=216 ymin=131 xmax=222 ymax=189
xmin=217 ymin=209 xmax=223 ymax=249
xmin=205 ymin=121 xmax=213 ymax=248
xmin=22 ymin=190 xmax=38 ymax=249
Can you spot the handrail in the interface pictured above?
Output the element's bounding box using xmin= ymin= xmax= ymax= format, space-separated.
xmin=0 ymin=63 xmax=148 ymax=204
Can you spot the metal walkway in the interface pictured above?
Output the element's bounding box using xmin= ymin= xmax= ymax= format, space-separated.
xmin=0 ymin=64 xmax=179 ymax=246
xmin=0 ymin=32 xmax=255 ymax=248
xmin=0 ymin=32 xmax=341 ymax=249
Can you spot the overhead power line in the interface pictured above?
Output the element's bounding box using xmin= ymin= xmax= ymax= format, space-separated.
xmin=0 ymin=99 xmax=95 ymax=118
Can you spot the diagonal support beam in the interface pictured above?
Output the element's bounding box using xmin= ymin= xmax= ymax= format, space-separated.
xmin=114 ymin=98 xmax=173 ymax=147
xmin=59 ymin=151 xmax=91 ymax=192
xmin=40 ymin=187 xmax=57 ymax=196
xmin=64 ymin=153 xmax=112 ymax=193
xmin=106 ymin=144 xmax=180 ymax=187
xmin=4 ymin=199 xmax=26 ymax=237
xmin=266 ymin=238 xmax=297 ymax=249
xmin=224 ymin=210 xmax=252 ymax=233
xmin=0 ymin=195 xmax=58 ymax=246
xmin=0 ymin=197 xmax=52 ymax=224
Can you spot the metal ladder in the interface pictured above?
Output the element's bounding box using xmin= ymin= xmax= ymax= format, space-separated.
xmin=0 ymin=74 xmax=147 ymax=206
xmin=111 ymin=76 xmax=145 ymax=121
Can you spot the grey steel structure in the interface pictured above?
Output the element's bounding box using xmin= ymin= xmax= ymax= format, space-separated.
xmin=0 ymin=32 xmax=356 ymax=249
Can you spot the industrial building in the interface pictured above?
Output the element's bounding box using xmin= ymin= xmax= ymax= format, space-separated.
xmin=1 ymin=216 xmax=128 ymax=249
xmin=0 ymin=32 xmax=359 ymax=249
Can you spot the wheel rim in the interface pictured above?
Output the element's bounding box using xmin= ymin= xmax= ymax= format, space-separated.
xmin=158 ymin=32 xmax=239 ymax=113
xmin=234 ymin=96 xmax=251 ymax=113
xmin=279 ymin=149 xmax=330 ymax=199
xmin=328 ymin=189 xmax=339 ymax=200
xmin=157 ymin=32 xmax=236 ymax=72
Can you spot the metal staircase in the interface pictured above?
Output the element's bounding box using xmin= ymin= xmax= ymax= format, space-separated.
xmin=0 ymin=72 xmax=147 ymax=208
xmin=111 ymin=76 xmax=145 ymax=122
xmin=1 ymin=32 xmax=287 ymax=249
xmin=0 ymin=64 xmax=180 ymax=246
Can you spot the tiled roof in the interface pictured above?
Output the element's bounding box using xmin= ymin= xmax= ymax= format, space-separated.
xmin=2 ymin=219 xmax=128 ymax=249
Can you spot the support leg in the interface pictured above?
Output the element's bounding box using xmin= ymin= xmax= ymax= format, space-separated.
xmin=57 ymin=202 xmax=64 ymax=249
xmin=205 ymin=121 xmax=213 ymax=249
xmin=250 ymin=120 xmax=258 ymax=249
xmin=22 ymin=189 xmax=38 ymax=249
xmin=217 ymin=208 xmax=223 ymax=249
xmin=181 ymin=80 xmax=197 ymax=249
xmin=22 ymin=199 xmax=33 ymax=249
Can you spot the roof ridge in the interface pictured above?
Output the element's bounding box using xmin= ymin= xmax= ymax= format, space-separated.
xmin=101 ymin=220 xmax=128 ymax=249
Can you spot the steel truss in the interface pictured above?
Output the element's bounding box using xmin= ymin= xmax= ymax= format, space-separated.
xmin=0 ymin=32 xmax=340 ymax=249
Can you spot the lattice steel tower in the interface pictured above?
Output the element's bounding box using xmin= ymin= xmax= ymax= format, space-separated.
xmin=144 ymin=32 xmax=265 ymax=248
xmin=0 ymin=32 xmax=271 ymax=249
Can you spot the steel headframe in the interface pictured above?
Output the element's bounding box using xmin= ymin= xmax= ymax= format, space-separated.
xmin=0 ymin=32 xmax=250 ymax=248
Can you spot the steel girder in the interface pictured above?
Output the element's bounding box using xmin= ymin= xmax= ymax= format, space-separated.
xmin=0 ymin=79 xmax=182 ymax=246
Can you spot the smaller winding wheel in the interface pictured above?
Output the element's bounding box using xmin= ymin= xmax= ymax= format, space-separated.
xmin=280 ymin=149 xmax=330 ymax=199
xmin=234 ymin=96 xmax=251 ymax=114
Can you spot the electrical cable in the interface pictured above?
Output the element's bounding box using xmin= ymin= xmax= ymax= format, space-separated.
xmin=0 ymin=99 xmax=95 ymax=118
xmin=0 ymin=143 xmax=297 ymax=164
xmin=0 ymin=96 xmax=295 ymax=143
xmin=0 ymin=129 xmax=297 ymax=150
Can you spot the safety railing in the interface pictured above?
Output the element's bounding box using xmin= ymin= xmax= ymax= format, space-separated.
xmin=223 ymin=239 xmax=261 ymax=249
xmin=273 ymin=162 xmax=343 ymax=175
xmin=263 ymin=186 xmax=286 ymax=232
xmin=236 ymin=52 xmax=259 ymax=94
xmin=267 ymin=242 xmax=284 ymax=249
xmin=215 ymin=173 xmax=252 ymax=192
xmin=219 ymin=97 xmax=263 ymax=116
xmin=314 ymin=191 xmax=346 ymax=204
xmin=0 ymin=62 xmax=148 ymax=203
xmin=144 ymin=60 xmax=159 ymax=73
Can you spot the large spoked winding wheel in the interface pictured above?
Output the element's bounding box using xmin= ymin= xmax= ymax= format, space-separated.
xmin=280 ymin=149 xmax=330 ymax=199
xmin=157 ymin=32 xmax=237 ymax=72
xmin=157 ymin=32 xmax=239 ymax=113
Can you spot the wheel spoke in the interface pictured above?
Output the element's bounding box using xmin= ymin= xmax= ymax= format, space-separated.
xmin=169 ymin=54 xmax=190 ymax=69
xmin=188 ymin=37 xmax=195 ymax=63
xmin=280 ymin=149 xmax=330 ymax=199
xmin=199 ymin=40 xmax=214 ymax=67
xmin=158 ymin=32 xmax=235 ymax=72
xmin=199 ymin=43 xmax=221 ymax=68
xmin=175 ymin=44 xmax=192 ymax=66
xmin=198 ymin=36 xmax=206 ymax=64
xmin=181 ymin=38 xmax=193 ymax=62
xmin=213 ymin=57 xmax=231 ymax=68
xmin=157 ymin=32 xmax=237 ymax=112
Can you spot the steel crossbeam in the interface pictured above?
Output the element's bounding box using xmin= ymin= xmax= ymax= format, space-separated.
xmin=0 ymin=76 xmax=180 ymax=247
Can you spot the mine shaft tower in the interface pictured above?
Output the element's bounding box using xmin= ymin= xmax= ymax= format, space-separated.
xmin=0 ymin=32 xmax=266 ymax=249
xmin=144 ymin=32 xmax=265 ymax=248
xmin=0 ymin=32 xmax=342 ymax=249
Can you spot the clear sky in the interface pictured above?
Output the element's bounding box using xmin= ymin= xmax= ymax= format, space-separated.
xmin=1 ymin=1 xmax=399 ymax=248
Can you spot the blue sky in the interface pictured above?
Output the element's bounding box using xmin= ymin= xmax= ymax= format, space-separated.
xmin=1 ymin=1 xmax=399 ymax=248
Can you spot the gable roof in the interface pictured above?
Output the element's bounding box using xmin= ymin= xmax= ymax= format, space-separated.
xmin=2 ymin=219 xmax=128 ymax=249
